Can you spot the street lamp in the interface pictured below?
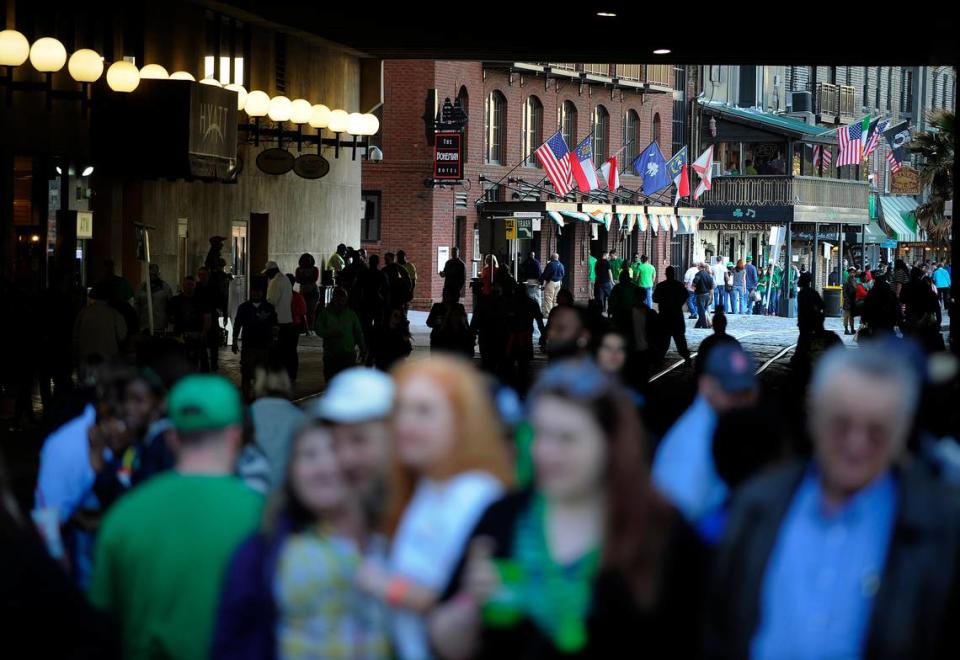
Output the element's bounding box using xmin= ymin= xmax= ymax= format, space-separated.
xmin=0 ymin=30 xmax=30 ymax=66
xmin=28 ymin=37 xmax=67 ymax=72
xmin=140 ymin=64 xmax=169 ymax=79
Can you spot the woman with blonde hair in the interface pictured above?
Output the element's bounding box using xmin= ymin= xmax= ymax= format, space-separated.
xmin=356 ymin=355 xmax=514 ymax=660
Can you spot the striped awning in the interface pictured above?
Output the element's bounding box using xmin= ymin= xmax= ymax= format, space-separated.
xmin=879 ymin=196 xmax=919 ymax=242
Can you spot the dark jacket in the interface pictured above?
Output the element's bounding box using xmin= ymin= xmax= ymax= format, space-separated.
xmin=708 ymin=460 xmax=960 ymax=660
xmin=443 ymin=490 xmax=707 ymax=660
xmin=520 ymin=258 xmax=543 ymax=282
xmin=653 ymin=278 xmax=689 ymax=322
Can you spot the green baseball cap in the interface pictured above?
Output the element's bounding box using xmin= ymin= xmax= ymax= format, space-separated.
xmin=168 ymin=375 xmax=243 ymax=433
xmin=746 ymin=256 xmax=753 ymax=261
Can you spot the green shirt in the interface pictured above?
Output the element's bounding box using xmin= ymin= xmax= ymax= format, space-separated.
xmin=588 ymin=256 xmax=597 ymax=283
xmin=91 ymin=473 xmax=263 ymax=660
xmin=609 ymin=258 xmax=625 ymax=282
xmin=315 ymin=304 xmax=365 ymax=357
xmin=635 ymin=262 xmax=656 ymax=289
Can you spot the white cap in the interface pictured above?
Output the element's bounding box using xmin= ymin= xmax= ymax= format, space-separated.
xmin=262 ymin=260 xmax=280 ymax=273
xmin=311 ymin=368 xmax=395 ymax=424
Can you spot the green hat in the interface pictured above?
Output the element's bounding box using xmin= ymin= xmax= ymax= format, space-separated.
xmin=727 ymin=261 xmax=735 ymax=267
xmin=746 ymin=256 xmax=753 ymax=261
xmin=168 ymin=375 xmax=243 ymax=433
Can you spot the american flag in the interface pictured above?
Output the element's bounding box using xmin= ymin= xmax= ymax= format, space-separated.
xmin=887 ymin=151 xmax=903 ymax=174
xmin=536 ymin=131 xmax=573 ymax=196
xmin=863 ymin=119 xmax=889 ymax=159
xmin=813 ymin=145 xmax=833 ymax=169
xmin=837 ymin=118 xmax=868 ymax=167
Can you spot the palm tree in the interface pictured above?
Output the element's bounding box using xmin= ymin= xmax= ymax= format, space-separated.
xmin=908 ymin=110 xmax=954 ymax=242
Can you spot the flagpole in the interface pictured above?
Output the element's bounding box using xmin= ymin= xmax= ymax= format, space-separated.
xmin=473 ymin=143 xmax=548 ymax=207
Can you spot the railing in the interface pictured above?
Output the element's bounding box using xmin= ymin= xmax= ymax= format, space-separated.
xmin=582 ymin=63 xmax=611 ymax=76
xmin=547 ymin=63 xmax=578 ymax=72
xmin=616 ymin=64 xmax=643 ymax=81
xmin=838 ymin=85 xmax=857 ymax=117
xmin=816 ymin=83 xmax=838 ymax=118
xmin=698 ymin=175 xmax=869 ymax=209
xmin=645 ymin=64 xmax=672 ymax=87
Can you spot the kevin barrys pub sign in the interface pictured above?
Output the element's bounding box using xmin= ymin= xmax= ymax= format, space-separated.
xmin=434 ymin=131 xmax=463 ymax=181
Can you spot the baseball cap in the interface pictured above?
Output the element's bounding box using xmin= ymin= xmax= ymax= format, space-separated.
xmin=746 ymin=256 xmax=753 ymax=261
xmin=262 ymin=260 xmax=280 ymax=273
xmin=727 ymin=262 xmax=734 ymax=268
xmin=704 ymin=344 xmax=757 ymax=393
xmin=312 ymin=368 xmax=395 ymax=424
xmin=168 ymin=375 xmax=243 ymax=433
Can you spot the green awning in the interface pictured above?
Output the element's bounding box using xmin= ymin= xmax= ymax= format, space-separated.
xmin=699 ymin=100 xmax=837 ymax=142
xmin=879 ymin=196 xmax=920 ymax=242
xmin=862 ymin=221 xmax=889 ymax=244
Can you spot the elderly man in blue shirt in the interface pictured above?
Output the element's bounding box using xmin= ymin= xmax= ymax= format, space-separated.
xmin=708 ymin=342 xmax=960 ymax=659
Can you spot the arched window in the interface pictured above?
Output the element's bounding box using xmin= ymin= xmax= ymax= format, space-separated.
xmin=652 ymin=113 xmax=662 ymax=148
xmin=522 ymin=95 xmax=544 ymax=167
xmin=485 ymin=91 xmax=506 ymax=165
xmin=457 ymin=86 xmax=469 ymax=163
xmin=592 ymin=105 xmax=609 ymax=169
xmin=622 ymin=110 xmax=639 ymax=171
xmin=560 ymin=100 xmax=577 ymax=153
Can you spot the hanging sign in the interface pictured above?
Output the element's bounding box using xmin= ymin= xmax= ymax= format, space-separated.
xmin=434 ymin=131 xmax=463 ymax=181
xmin=76 ymin=211 xmax=93 ymax=239
xmin=293 ymin=154 xmax=330 ymax=180
xmin=256 ymin=148 xmax=295 ymax=175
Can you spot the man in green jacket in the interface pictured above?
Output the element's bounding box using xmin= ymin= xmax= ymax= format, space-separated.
xmin=315 ymin=287 xmax=366 ymax=384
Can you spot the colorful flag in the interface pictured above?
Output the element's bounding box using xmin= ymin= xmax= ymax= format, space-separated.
xmin=837 ymin=116 xmax=870 ymax=167
xmin=535 ymin=131 xmax=573 ymax=197
xmin=599 ymin=157 xmax=620 ymax=191
xmin=883 ymin=120 xmax=910 ymax=174
xmin=569 ymin=136 xmax=599 ymax=192
xmin=666 ymin=147 xmax=689 ymax=205
xmin=863 ymin=118 xmax=890 ymax=160
xmin=674 ymin=165 xmax=690 ymax=206
xmin=692 ymin=146 xmax=714 ymax=200
xmin=633 ymin=142 xmax=671 ymax=195
xmin=812 ymin=144 xmax=822 ymax=168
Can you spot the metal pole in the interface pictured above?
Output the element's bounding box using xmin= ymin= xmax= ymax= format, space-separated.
xmin=838 ymin=223 xmax=844 ymax=277
xmin=783 ymin=222 xmax=793 ymax=317
xmin=144 ymin=228 xmax=155 ymax=336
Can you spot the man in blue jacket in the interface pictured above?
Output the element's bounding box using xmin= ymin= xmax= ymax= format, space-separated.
xmin=745 ymin=256 xmax=759 ymax=315
xmin=540 ymin=253 xmax=565 ymax=316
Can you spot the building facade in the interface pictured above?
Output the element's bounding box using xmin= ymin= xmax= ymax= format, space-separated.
xmin=361 ymin=61 xmax=677 ymax=309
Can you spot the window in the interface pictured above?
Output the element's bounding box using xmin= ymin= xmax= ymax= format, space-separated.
xmin=592 ymin=105 xmax=609 ymax=169
xmin=560 ymin=101 xmax=577 ymax=152
xmin=522 ymin=95 xmax=544 ymax=167
xmin=652 ymin=113 xmax=662 ymax=148
xmin=829 ymin=66 xmax=837 ymax=84
xmin=874 ymin=68 xmax=881 ymax=110
xmin=484 ymin=91 xmax=506 ymax=164
xmin=457 ymin=86 xmax=469 ymax=162
xmin=204 ymin=13 xmax=248 ymax=88
xmin=361 ymin=191 xmax=381 ymax=242
xmin=623 ymin=110 xmax=639 ymax=172
xmin=886 ymin=67 xmax=893 ymax=111
xmin=863 ymin=68 xmax=869 ymax=109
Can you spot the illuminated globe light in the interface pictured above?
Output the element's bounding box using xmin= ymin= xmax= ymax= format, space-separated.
xmin=106 ymin=61 xmax=140 ymax=93
xmin=244 ymin=90 xmax=270 ymax=118
xmin=267 ymin=95 xmax=292 ymax=122
xmin=224 ymin=83 xmax=247 ymax=111
xmin=327 ymin=109 xmax=349 ymax=133
xmin=346 ymin=112 xmax=366 ymax=136
xmin=199 ymin=77 xmax=222 ymax=87
xmin=169 ymin=71 xmax=195 ymax=81
xmin=29 ymin=37 xmax=67 ymax=73
xmin=139 ymin=64 xmax=169 ymax=79
xmin=289 ymin=99 xmax=312 ymax=124
xmin=0 ymin=30 xmax=31 ymax=66
xmin=360 ymin=113 xmax=380 ymax=136
xmin=67 ymin=49 xmax=103 ymax=83
xmin=308 ymin=104 xmax=331 ymax=129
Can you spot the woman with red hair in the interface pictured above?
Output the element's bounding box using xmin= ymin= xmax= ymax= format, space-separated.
xmin=356 ymin=356 xmax=514 ymax=660
xmin=428 ymin=359 xmax=705 ymax=659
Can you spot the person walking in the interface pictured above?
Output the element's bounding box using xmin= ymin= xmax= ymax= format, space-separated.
xmin=842 ymin=267 xmax=859 ymax=335
xmin=540 ymin=253 xmax=565 ymax=317
xmin=693 ymin=263 xmax=715 ymax=329
xmin=594 ymin=251 xmax=615 ymax=316
xmin=427 ymin=292 xmax=475 ymax=359
xmin=440 ymin=247 xmax=467 ymax=303
xmin=90 ymin=375 xmax=264 ymax=660
xmin=480 ymin=255 xmax=499 ymax=297
xmin=383 ymin=252 xmax=413 ymax=313
xmin=397 ymin=250 xmax=417 ymax=303
xmin=745 ymin=256 xmax=759 ymax=315
xmin=732 ymin=259 xmax=747 ymax=315
xmin=709 ymin=345 xmax=960 ymax=659
xmin=196 ymin=267 xmax=224 ymax=371
xmin=712 ymin=257 xmax=728 ymax=312
xmin=633 ymin=255 xmax=656 ymax=309
xmin=135 ymin=263 xmax=173 ymax=335
xmin=263 ymin=261 xmax=296 ymax=380
xmin=608 ymin=249 xmax=625 ymax=282
xmin=684 ymin=263 xmax=700 ymax=320
xmin=168 ymin=276 xmax=214 ymax=370
xmin=860 ymin=274 xmax=902 ymax=341
xmin=900 ymin=266 xmax=944 ymax=353
xmin=520 ymin=251 xmax=543 ymax=283
xmin=933 ymin=261 xmax=951 ymax=307
xmin=315 ymin=287 xmax=366 ymax=384
xmin=232 ymin=276 xmax=278 ymax=402
xmin=501 ymin=282 xmax=546 ymax=396
xmin=73 ymin=284 xmax=128 ymax=365
xmin=653 ymin=266 xmax=694 ymax=366
xmin=296 ymin=253 xmax=321 ymax=332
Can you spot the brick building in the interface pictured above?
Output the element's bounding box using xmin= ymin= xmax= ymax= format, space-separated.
xmin=361 ymin=61 xmax=679 ymax=310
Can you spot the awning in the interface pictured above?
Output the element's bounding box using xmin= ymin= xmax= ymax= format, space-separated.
xmin=879 ymin=196 xmax=920 ymax=242
xmin=699 ymin=100 xmax=837 ymax=144
xmin=862 ymin=221 xmax=889 ymax=244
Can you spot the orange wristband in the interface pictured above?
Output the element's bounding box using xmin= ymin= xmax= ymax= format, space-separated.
xmin=385 ymin=577 xmax=410 ymax=607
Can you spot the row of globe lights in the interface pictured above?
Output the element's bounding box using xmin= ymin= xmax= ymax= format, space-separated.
xmin=0 ymin=29 xmax=380 ymax=137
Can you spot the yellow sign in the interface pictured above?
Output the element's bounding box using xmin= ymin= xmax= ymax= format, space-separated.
xmin=76 ymin=211 xmax=93 ymax=239
xmin=891 ymin=166 xmax=921 ymax=195
xmin=505 ymin=218 xmax=517 ymax=240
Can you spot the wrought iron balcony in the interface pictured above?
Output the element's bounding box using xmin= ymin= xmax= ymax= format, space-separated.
xmin=698 ymin=175 xmax=869 ymax=210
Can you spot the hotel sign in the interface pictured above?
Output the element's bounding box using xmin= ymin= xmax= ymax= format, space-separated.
xmin=434 ymin=131 xmax=463 ymax=181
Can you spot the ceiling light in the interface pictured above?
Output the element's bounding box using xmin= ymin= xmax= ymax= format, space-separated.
xmin=596 ymin=12 xmax=617 ymax=17
xmin=67 ymin=49 xmax=104 ymax=83
xmin=327 ymin=109 xmax=349 ymax=133
xmin=653 ymin=49 xmax=671 ymax=55
xmin=289 ymin=99 xmax=313 ymax=124
xmin=81 ymin=165 xmax=94 ymax=176
xmin=267 ymin=95 xmax=292 ymax=122
xmin=199 ymin=77 xmax=222 ymax=87
xmin=29 ymin=37 xmax=67 ymax=73
xmin=309 ymin=104 xmax=331 ymax=129
xmin=244 ymin=90 xmax=270 ymax=118
xmin=140 ymin=64 xmax=169 ymax=79
xmin=0 ymin=30 xmax=30 ymax=67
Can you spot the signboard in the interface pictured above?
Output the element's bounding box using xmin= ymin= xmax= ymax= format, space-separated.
xmin=257 ymin=148 xmax=295 ymax=175
xmin=517 ymin=218 xmax=533 ymax=239
xmin=293 ymin=154 xmax=330 ymax=180
xmin=701 ymin=205 xmax=793 ymax=224
xmin=699 ymin=222 xmax=769 ymax=231
xmin=76 ymin=211 xmax=93 ymax=239
xmin=434 ymin=131 xmax=463 ymax=181
xmin=505 ymin=218 xmax=517 ymax=240
xmin=881 ymin=238 xmax=898 ymax=249
xmin=890 ymin=166 xmax=920 ymax=195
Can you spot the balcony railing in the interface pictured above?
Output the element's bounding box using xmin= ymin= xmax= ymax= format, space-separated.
xmin=582 ymin=63 xmax=611 ymax=76
xmin=645 ymin=64 xmax=672 ymax=87
xmin=838 ymin=85 xmax=857 ymax=117
xmin=698 ymin=175 xmax=869 ymax=210
xmin=538 ymin=63 xmax=672 ymax=87
xmin=816 ymin=83 xmax=838 ymax=119
xmin=615 ymin=64 xmax=642 ymax=81
xmin=547 ymin=63 xmax=578 ymax=72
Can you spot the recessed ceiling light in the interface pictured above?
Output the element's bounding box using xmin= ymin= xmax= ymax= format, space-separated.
xmin=597 ymin=11 xmax=617 ymax=17
xmin=653 ymin=49 xmax=671 ymax=55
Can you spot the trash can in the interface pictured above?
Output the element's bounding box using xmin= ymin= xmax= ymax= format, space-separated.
xmin=823 ymin=286 xmax=842 ymax=318
xmin=470 ymin=278 xmax=481 ymax=312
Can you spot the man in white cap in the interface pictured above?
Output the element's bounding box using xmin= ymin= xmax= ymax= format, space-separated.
xmin=263 ymin=260 xmax=295 ymax=380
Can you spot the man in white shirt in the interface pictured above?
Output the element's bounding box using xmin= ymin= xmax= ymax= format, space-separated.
xmin=263 ymin=261 xmax=295 ymax=380
xmin=712 ymin=257 xmax=728 ymax=312
xmin=684 ymin=264 xmax=701 ymax=320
